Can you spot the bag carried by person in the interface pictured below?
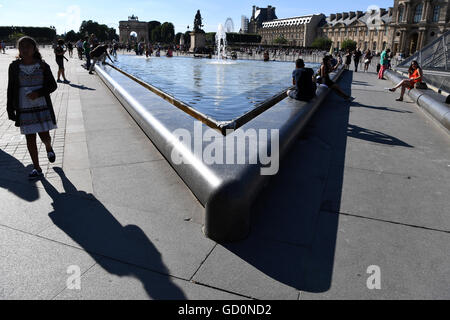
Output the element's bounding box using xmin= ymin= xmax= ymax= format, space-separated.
xmin=414 ymin=82 xmax=428 ymax=90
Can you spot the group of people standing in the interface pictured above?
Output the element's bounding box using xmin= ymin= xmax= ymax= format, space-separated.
xmin=71 ymin=35 xmax=114 ymax=74
xmin=343 ymin=48 xmax=374 ymax=73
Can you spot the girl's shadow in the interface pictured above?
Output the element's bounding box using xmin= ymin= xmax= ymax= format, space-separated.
xmin=41 ymin=167 xmax=186 ymax=299
xmin=0 ymin=149 xmax=39 ymax=202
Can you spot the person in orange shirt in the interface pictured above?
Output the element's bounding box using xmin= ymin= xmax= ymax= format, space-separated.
xmin=389 ymin=61 xmax=423 ymax=101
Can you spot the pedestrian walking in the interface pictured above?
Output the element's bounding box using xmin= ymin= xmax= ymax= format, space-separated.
xmin=364 ymin=49 xmax=372 ymax=72
xmin=378 ymin=48 xmax=391 ymax=79
xmin=76 ymin=39 xmax=83 ymax=60
xmin=54 ymin=39 xmax=69 ymax=83
xmin=344 ymin=50 xmax=352 ymax=70
xmin=6 ymin=36 xmax=58 ymax=179
xmin=67 ymin=42 xmax=74 ymax=58
xmin=83 ymin=36 xmax=92 ymax=70
xmin=353 ymin=48 xmax=362 ymax=72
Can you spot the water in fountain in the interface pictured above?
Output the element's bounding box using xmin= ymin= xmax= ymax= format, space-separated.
xmin=212 ymin=23 xmax=235 ymax=65
xmin=216 ymin=24 xmax=227 ymax=62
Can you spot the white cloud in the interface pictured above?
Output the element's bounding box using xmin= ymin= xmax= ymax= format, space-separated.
xmin=56 ymin=5 xmax=81 ymax=32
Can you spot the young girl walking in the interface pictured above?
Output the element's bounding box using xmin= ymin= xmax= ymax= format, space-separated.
xmin=6 ymin=36 xmax=58 ymax=179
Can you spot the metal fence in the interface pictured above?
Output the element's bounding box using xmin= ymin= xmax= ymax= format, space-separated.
xmin=398 ymin=30 xmax=450 ymax=71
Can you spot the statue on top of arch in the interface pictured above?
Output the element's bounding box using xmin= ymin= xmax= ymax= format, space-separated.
xmin=193 ymin=10 xmax=204 ymax=33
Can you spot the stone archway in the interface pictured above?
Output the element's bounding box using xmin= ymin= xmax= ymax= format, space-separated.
xmin=119 ymin=15 xmax=149 ymax=43
xmin=409 ymin=33 xmax=419 ymax=55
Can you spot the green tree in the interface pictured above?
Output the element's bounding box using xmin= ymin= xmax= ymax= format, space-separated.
xmin=273 ymin=36 xmax=288 ymax=45
xmin=65 ymin=30 xmax=79 ymax=42
xmin=341 ymin=39 xmax=357 ymax=51
xmin=0 ymin=27 xmax=56 ymax=43
xmin=205 ymin=32 xmax=216 ymax=45
xmin=79 ymin=20 xmax=117 ymax=42
xmin=311 ymin=37 xmax=332 ymax=50
xmin=9 ymin=32 xmax=26 ymax=44
xmin=148 ymin=21 xmax=161 ymax=41
xmin=175 ymin=32 xmax=183 ymax=44
xmin=183 ymin=31 xmax=191 ymax=47
xmin=151 ymin=26 xmax=162 ymax=42
xmin=160 ymin=22 xmax=175 ymax=43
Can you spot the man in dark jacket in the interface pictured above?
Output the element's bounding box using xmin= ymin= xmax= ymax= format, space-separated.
xmin=353 ymin=48 xmax=362 ymax=72
xmin=287 ymin=59 xmax=316 ymax=102
xmin=88 ymin=44 xmax=114 ymax=74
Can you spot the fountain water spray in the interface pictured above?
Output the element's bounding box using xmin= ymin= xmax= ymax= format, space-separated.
xmin=216 ymin=24 xmax=227 ymax=62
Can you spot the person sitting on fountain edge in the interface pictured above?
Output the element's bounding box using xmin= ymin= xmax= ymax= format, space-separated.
xmin=287 ymin=59 xmax=316 ymax=102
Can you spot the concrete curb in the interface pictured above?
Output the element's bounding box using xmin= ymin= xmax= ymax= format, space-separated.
xmin=95 ymin=62 xmax=344 ymax=243
xmin=385 ymin=70 xmax=450 ymax=131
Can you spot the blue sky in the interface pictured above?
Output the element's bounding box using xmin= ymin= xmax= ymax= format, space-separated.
xmin=0 ymin=0 xmax=393 ymax=34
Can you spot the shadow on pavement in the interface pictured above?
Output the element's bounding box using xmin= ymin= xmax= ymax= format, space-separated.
xmin=347 ymin=124 xmax=414 ymax=147
xmin=66 ymin=83 xmax=96 ymax=91
xmin=351 ymin=101 xmax=413 ymax=114
xmin=222 ymin=71 xmax=355 ymax=294
xmin=40 ymin=167 xmax=186 ymax=300
xmin=0 ymin=149 xmax=39 ymax=202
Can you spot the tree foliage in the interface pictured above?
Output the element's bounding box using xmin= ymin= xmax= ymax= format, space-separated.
xmin=65 ymin=30 xmax=79 ymax=42
xmin=148 ymin=21 xmax=161 ymax=41
xmin=341 ymin=39 xmax=357 ymax=51
xmin=8 ymin=32 xmax=26 ymax=44
xmin=160 ymin=22 xmax=175 ymax=43
xmin=311 ymin=37 xmax=332 ymax=50
xmin=273 ymin=36 xmax=288 ymax=45
xmin=0 ymin=26 xmax=56 ymax=43
xmin=151 ymin=26 xmax=162 ymax=42
xmin=79 ymin=20 xmax=118 ymax=41
xmin=175 ymin=32 xmax=183 ymax=44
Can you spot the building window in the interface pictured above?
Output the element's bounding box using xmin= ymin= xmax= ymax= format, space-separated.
xmin=373 ymin=41 xmax=377 ymax=51
xmin=413 ymin=3 xmax=424 ymax=23
xmin=433 ymin=5 xmax=441 ymax=22
xmin=398 ymin=5 xmax=404 ymax=22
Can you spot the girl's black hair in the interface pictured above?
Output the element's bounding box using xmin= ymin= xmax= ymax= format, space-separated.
xmin=17 ymin=36 xmax=42 ymax=61
xmin=408 ymin=60 xmax=419 ymax=76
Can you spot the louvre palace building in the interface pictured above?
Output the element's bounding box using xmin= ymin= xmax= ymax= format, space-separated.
xmin=245 ymin=1 xmax=449 ymax=56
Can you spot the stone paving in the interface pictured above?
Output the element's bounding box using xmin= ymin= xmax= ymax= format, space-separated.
xmin=0 ymin=47 xmax=449 ymax=300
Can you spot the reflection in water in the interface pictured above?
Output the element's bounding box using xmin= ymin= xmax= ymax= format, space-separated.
xmin=193 ymin=64 xmax=203 ymax=89
xmin=114 ymin=56 xmax=320 ymax=121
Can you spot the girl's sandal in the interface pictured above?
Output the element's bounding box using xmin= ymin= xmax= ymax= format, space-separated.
xmin=28 ymin=169 xmax=43 ymax=180
xmin=47 ymin=150 xmax=56 ymax=163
